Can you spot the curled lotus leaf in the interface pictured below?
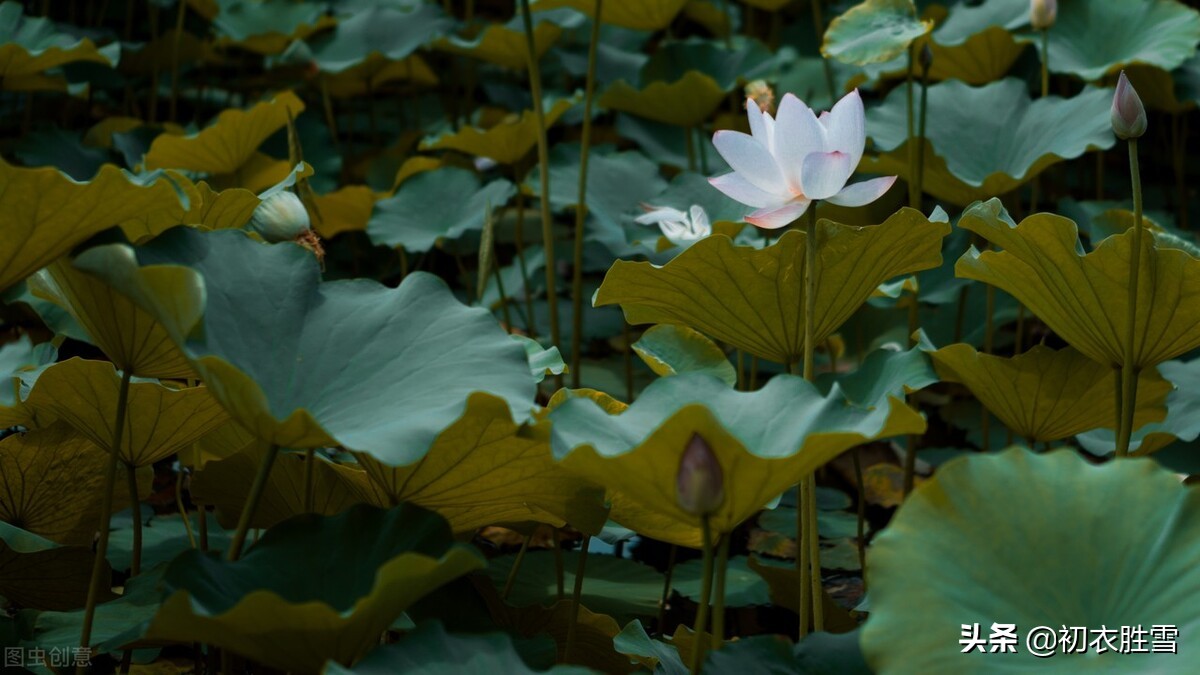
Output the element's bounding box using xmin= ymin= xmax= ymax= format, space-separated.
xmin=306 ymin=3 xmax=454 ymax=74
xmin=204 ymin=0 xmax=336 ymax=55
xmin=435 ymin=20 xmax=561 ymax=70
xmin=632 ymin=324 xmax=737 ymax=386
xmin=420 ymin=98 xmax=575 ymax=165
xmin=530 ymin=0 xmax=687 ymax=31
xmin=0 ymin=1 xmax=119 ymax=89
xmin=598 ymin=71 xmax=726 ymax=128
xmin=821 ymin=0 xmax=932 ymax=67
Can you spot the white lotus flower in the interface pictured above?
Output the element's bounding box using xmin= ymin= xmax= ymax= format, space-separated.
xmin=636 ymin=204 xmax=712 ymax=248
xmin=708 ymin=90 xmax=897 ymax=229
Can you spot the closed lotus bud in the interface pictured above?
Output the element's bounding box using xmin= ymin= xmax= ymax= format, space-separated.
xmin=676 ymin=433 xmax=725 ymax=516
xmin=1030 ymin=0 xmax=1056 ymax=30
xmin=918 ymin=43 xmax=933 ymax=73
xmin=1111 ymin=71 xmax=1147 ymax=140
xmin=249 ymin=191 xmax=311 ymax=243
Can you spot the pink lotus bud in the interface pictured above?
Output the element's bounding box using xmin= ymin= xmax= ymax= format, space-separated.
xmin=1111 ymin=71 xmax=1147 ymax=140
xmin=1030 ymin=0 xmax=1056 ymax=30
xmin=676 ymin=433 xmax=725 ymax=516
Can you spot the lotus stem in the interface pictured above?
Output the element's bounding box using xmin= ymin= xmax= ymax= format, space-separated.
xmin=175 ymin=469 xmax=196 ymax=550
xmin=905 ymin=46 xmax=918 ymax=208
xmin=852 ymin=449 xmax=866 ymax=589
xmin=1040 ymin=28 xmax=1050 ymax=99
xmin=697 ymin=126 xmax=709 ymax=174
xmin=719 ymin=0 xmax=732 ymax=48
xmin=512 ymin=175 xmax=537 ymax=337
xmin=501 ymin=533 xmax=532 ymax=600
xmin=803 ymin=208 xmax=818 ymax=381
xmin=798 ymin=476 xmax=811 ymax=638
xmin=915 ymin=51 xmax=930 ymax=204
xmin=492 ymin=249 xmax=515 ymax=332
xmin=78 ymin=369 xmax=132 ymax=672
xmin=689 ymin=516 xmax=715 ymax=674
xmin=563 ymin=535 xmax=591 ymax=662
xmin=685 ymin=126 xmax=697 ymax=171
xmin=571 ymin=0 xmax=602 ymax=388
xmin=126 ymin=463 xmax=142 ymax=576
xmin=811 ymin=0 xmax=836 ymax=103
xmin=1116 ymin=138 xmax=1144 ymax=457
xmin=554 ymin=528 xmax=565 ymax=600
xmin=711 ymin=533 xmax=731 ymax=650
xmin=657 ymin=544 xmax=678 ymax=635
xmin=807 ymin=476 xmax=823 ymax=632
xmin=227 ymin=444 xmax=280 ymax=561
xmin=320 ymin=77 xmax=340 ymax=152
xmin=981 ymin=284 xmax=995 ymax=451
xmin=168 ymin=0 xmax=186 ymax=122
xmin=303 ymin=448 xmax=316 ymax=512
xmin=518 ymin=0 xmax=562 ymax=381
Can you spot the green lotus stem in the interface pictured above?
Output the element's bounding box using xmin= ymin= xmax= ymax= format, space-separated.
xmin=126 ymin=463 xmax=142 ymax=576
xmin=803 ymin=209 xmax=818 ymax=380
xmin=502 ymin=534 xmax=532 ymax=600
xmin=711 ymin=533 xmax=731 ymax=650
xmin=303 ymin=448 xmax=316 ymax=512
xmin=852 ymin=449 xmax=866 ymax=589
xmin=175 ymin=469 xmax=196 ymax=550
xmin=513 ymin=168 xmax=537 ymax=338
xmin=953 ymin=285 xmax=968 ymax=343
xmin=518 ymin=0 xmax=562 ymax=379
xmin=1040 ymin=28 xmax=1049 ymax=98
xmin=697 ymin=127 xmax=709 ymax=174
xmin=689 ymin=516 xmax=715 ymax=675
xmin=1116 ymin=138 xmax=1145 ymax=458
xmin=571 ymin=0 xmax=603 ymax=388
xmin=905 ymin=46 xmax=917 ymax=208
xmin=800 ymin=201 xmax=822 ymax=637
xmin=398 ymin=247 xmax=409 ymax=279
xmin=320 ymin=77 xmax=340 ymax=152
xmin=492 ymin=251 xmax=514 ymax=332
xmin=797 ymin=476 xmax=811 ymax=638
xmin=563 ymin=535 xmax=591 ymax=661
xmin=227 ymin=444 xmax=280 ymax=561
xmin=657 ymin=544 xmax=678 ymax=635
xmin=685 ymin=126 xmax=697 ymax=171
xmin=810 ymin=0 xmax=836 ymax=102
xmin=168 ymin=0 xmax=186 ymax=122
xmin=553 ymin=528 xmax=565 ymax=600
xmin=807 ymin=475 xmax=823 ymax=632
xmin=198 ymin=504 xmax=208 ymax=551
xmin=78 ymin=369 xmax=132 ymax=671
xmin=916 ymin=53 xmax=930 ymax=203
xmin=749 ymin=356 xmax=759 ymax=390
xmin=981 ymin=284 xmax=995 ymax=452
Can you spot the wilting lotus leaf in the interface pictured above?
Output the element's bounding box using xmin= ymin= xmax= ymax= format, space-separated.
xmin=821 ymin=0 xmax=932 ymax=66
xmin=367 ymin=167 xmax=515 ymax=253
xmin=958 ymin=200 xmax=1200 ymax=369
xmin=486 ymin=550 xmax=664 ymax=623
xmin=436 ymin=20 xmax=561 ymax=70
xmin=1032 ymin=0 xmax=1200 ymax=82
xmin=930 ymin=344 xmax=1171 ymax=444
xmin=596 ymin=209 xmax=949 ymax=365
xmin=76 ymin=229 xmax=536 ymax=463
xmin=143 ymin=504 xmax=484 ymax=673
xmin=1078 ymin=357 xmax=1200 ymax=457
xmin=0 ymin=0 xmax=119 ymax=89
xmin=531 ymin=0 xmax=686 ymax=30
xmin=599 ymin=71 xmax=725 ymax=128
xmin=0 ymin=423 xmax=148 ymax=546
xmin=310 ymin=184 xmax=378 ymax=237
xmin=547 ymin=374 xmax=925 ymax=547
xmin=420 ymin=98 xmax=575 ymax=165
xmin=0 ymin=161 xmax=184 ymax=292
xmin=632 ymin=324 xmax=736 ymax=386
xmin=0 ymin=521 xmax=111 ymax=611
xmin=325 ymin=620 xmax=592 ymax=675
xmin=205 ymin=0 xmax=335 ymax=55
xmin=862 ymin=448 xmax=1200 ymax=672
xmin=144 ymin=91 xmax=305 ymax=181
xmin=864 ymin=80 xmax=1114 ymax=205
xmin=307 ymin=3 xmax=453 ymax=73
xmin=321 ymin=54 xmax=438 ymax=97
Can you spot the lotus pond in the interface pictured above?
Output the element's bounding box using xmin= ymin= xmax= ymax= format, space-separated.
xmin=2 ymin=0 xmax=1200 ymax=672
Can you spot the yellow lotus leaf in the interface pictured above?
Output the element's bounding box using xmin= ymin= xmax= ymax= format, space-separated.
xmin=0 ymin=423 xmax=149 ymax=546
xmin=596 ymin=208 xmax=950 ymax=365
xmin=190 ymin=181 xmax=262 ymax=229
xmin=144 ymin=91 xmax=305 ymax=178
xmin=390 ymin=156 xmax=443 ymax=190
xmin=215 ymin=16 xmax=337 ymax=56
xmin=83 ymin=117 xmax=145 ymax=148
xmin=310 ymin=185 xmax=378 ymax=238
xmin=957 ymin=199 xmax=1200 ymax=369
xmin=531 ymin=0 xmax=688 ymax=30
xmin=599 ymin=71 xmax=725 ymax=128
xmin=740 ymin=0 xmax=794 ymax=10
xmin=0 ymin=161 xmax=186 ymax=292
xmin=322 ymin=54 xmax=437 ymax=98
xmin=119 ymin=29 xmax=228 ymax=75
xmin=435 ymin=21 xmax=561 ymax=70
xmin=419 ymin=98 xmax=575 ymax=165
xmin=930 ymin=344 xmax=1171 ymax=443
xmin=0 ymin=2 xmax=117 ymax=87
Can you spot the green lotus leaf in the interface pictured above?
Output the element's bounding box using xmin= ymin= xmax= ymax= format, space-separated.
xmin=107 ymin=513 xmax=230 ymax=574
xmin=0 ymin=336 xmax=42 ymax=407
xmin=515 ymin=335 xmax=568 ymax=382
xmin=595 ymin=209 xmax=949 ymax=365
xmin=436 ymin=19 xmax=561 ymax=70
xmin=0 ymin=521 xmax=112 ymax=611
xmin=930 ymin=343 xmax=1170 ymax=444
xmin=674 ymin=555 xmax=769 ymax=607
xmin=864 ymin=79 xmax=1115 ymax=205
xmin=640 ymin=38 xmax=778 ymax=92
xmin=75 ymin=228 xmax=537 ymax=463
xmin=957 ymin=199 xmax=1200 ymax=369
xmin=0 ymin=0 xmax=119 ymax=89
xmin=324 ymin=620 xmax=593 ymax=674
xmin=485 ymin=550 xmax=664 ymax=623
xmin=1030 ymin=0 xmax=1200 ymax=82
xmin=24 ymin=563 xmax=165 ymax=656
xmin=206 ymin=0 xmax=335 ymax=55
xmin=531 ymin=0 xmax=686 ymax=30
xmin=632 ymin=324 xmax=736 ymax=386
xmin=319 ymin=54 xmax=439 ymax=97
xmin=1078 ymin=357 xmax=1200 ymax=457
xmin=821 ymin=0 xmax=932 ymax=66
xmin=308 ymin=4 xmax=454 ymax=73
xmin=0 ymin=423 xmax=148 ymax=546
xmin=0 ymin=161 xmax=185 ymax=293
xmin=527 ymin=144 xmax=667 ymax=236
xmin=599 ymin=70 xmax=725 ymax=128
xmin=547 ymin=373 xmax=925 ymax=547
xmin=421 ymin=98 xmax=575 ymax=164
xmin=818 ymin=345 xmax=939 ymax=405
xmin=143 ymin=504 xmax=484 ymax=673
xmin=366 ymin=167 xmax=515 ymax=253
xmin=861 ymin=447 xmax=1200 ymax=672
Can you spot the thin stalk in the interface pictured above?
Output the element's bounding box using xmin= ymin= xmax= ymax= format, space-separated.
xmin=624 ymin=322 xmax=635 ymax=401
xmin=502 ymin=534 xmax=532 ymax=600
xmin=852 ymin=449 xmax=866 ymax=589
xmin=689 ymin=517 xmax=715 ymax=675
xmin=810 ymin=0 xmax=836 ymax=102
xmin=492 ymin=250 xmax=515 ymax=331
xmin=198 ymin=505 xmax=208 ymax=551
xmin=806 ymin=475 xmax=823 ymax=632
xmin=126 ymin=464 xmax=142 ymax=576
xmin=563 ymin=535 xmax=591 ymax=662
xmin=797 ymin=472 xmax=811 ymax=639
xmin=719 ymin=0 xmax=732 ymax=48
xmin=571 ymin=0 xmax=603 ymax=388
xmin=657 ymin=544 xmax=678 ymax=635
xmin=513 ymin=169 xmax=537 ymax=337
xmin=685 ymin=126 xmax=697 ymax=171
xmin=168 ymin=0 xmax=186 ymax=122
xmin=905 ymin=46 xmax=918 ymax=208
xmin=915 ymin=52 xmax=930 ymax=203
xmin=981 ymin=284 xmax=995 ymax=452
xmin=175 ymin=469 xmax=197 ymax=550
xmin=1116 ymin=139 xmax=1144 ymax=457
xmin=711 ymin=533 xmax=731 ymax=650
xmin=697 ymin=126 xmax=709 ymax=174
xmin=554 ymin=528 xmax=565 ymax=600
xmin=303 ymin=448 xmax=316 ymax=512
xmin=902 ymin=295 xmax=919 ymax=496
xmin=1040 ymin=28 xmax=1049 ymax=99
xmin=226 ymin=444 xmax=281 ymax=561
xmin=78 ymin=370 xmax=133 ymax=670
xmin=803 ymin=208 xmax=818 ymax=380
xmin=518 ymin=0 xmax=562 ymax=384
xmin=320 ymin=77 xmax=340 ymax=152
xmin=802 ymin=206 xmax=822 ymax=637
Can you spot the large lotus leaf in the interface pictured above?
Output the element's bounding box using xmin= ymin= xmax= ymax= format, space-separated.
xmin=0 ymin=0 xmax=118 ymax=85
xmin=436 ymin=20 xmax=561 ymax=70
xmin=1032 ymin=0 xmax=1200 ymax=82
xmin=818 ymin=345 xmax=939 ymax=407
xmin=547 ymin=373 xmax=925 ymax=547
xmin=207 ymin=0 xmax=334 ymax=55
xmin=598 ymin=71 xmax=725 ymax=128
xmin=0 ymin=161 xmax=185 ymax=293
xmin=143 ymin=504 xmax=485 ymax=673
xmin=1078 ymin=357 xmax=1200 ymax=457
xmin=308 ymin=3 xmax=453 ymax=73
xmin=531 ymin=0 xmax=686 ymax=30
xmin=595 ymin=209 xmax=949 ymax=365
xmin=0 ymin=521 xmax=111 ymax=611
xmin=75 ymin=228 xmax=537 ymax=463
xmin=862 ymin=447 xmax=1200 ymax=672
xmin=640 ymin=38 xmax=778 ymax=92
xmin=821 ymin=0 xmax=932 ymax=66
xmin=310 ymin=184 xmax=378 ymax=237
xmin=366 ymin=167 xmax=515 ymax=253
xmin=527 ymin=144 xmax=667 ymax=234
xmin=0 ymin=423 xmax=148 ymax=546
xmin=144 ymin=91 xmax=305 ymax=177
xmin=119 ymin=28 xmax=228 ymax=75
xmin=321 ymin=54 xmax=438 ymax=97
xmin=864 ymin=79 xmax=1114 ymax=205
xmin=632 ymin=324 xmax=736 ymax=386
xmin=420 ymin=98 xmax=575 ymax=165
xmin=957 ymin=200 xmax=1200 ymax=369
xmin=486 ymin=550 xmax=664 ymax=623
xmin=930 ymin=344 xmax=1170 ymax=443
xmin=107 ymin=513 xmax=230 ymax=573
xmin=325 ymin=620 xmax=592 ymax=675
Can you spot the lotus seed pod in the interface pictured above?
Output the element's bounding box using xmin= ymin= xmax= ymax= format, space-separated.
xmin=1111 ymin=71 xmax=1147 ymax=140
xmin=676 ymin=433 xmax=725 ymax=516
xmin=249 ymin=191 xmax=311 ymax=243
xmin=1030 ymin=0 xmax=1056 ymax=30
